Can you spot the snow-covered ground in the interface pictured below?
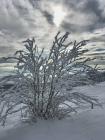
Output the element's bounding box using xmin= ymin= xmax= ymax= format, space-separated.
xmin=0 ymin=82 xmax=105 ymax=140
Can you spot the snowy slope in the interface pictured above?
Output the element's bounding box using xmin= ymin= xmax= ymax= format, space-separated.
xmin=0 ymin=82 xmax=105 ymax=140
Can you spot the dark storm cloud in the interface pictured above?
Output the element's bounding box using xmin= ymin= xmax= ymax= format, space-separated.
xmin=61 ymin=22 xmax=97 ymax=33
xmin=83 ymin=0 xmax=104 ymax=19
xmin=29 ymin=0 xmax=37 ymax=7
xmin=90 ymin=34 xmax=105 ymax=43
xmin=82 ymin=0 xmax=105 ymax=28
xmin=95 ymin=48 xmax=105 ymax=52
xmin=61 ymin=0 xmax=105 ymax=32
xmin=13 ymin=4 xmax=28 ymax=16
xmin=42 ymin=11 xmax=54 ymax=25
xmin=0 ymin=45 xmax=16 ymax=55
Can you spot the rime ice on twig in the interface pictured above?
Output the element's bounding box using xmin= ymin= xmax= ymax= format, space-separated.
xmin=0 ymin=32 xmax=100 ymax=125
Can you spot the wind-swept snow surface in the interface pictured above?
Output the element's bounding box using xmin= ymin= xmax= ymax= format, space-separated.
xmin=0 ymin=82 xmax=105 ymax=140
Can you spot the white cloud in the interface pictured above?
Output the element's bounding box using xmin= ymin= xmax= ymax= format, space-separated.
xmin=0 ymin=0 xmax=105 ymax=58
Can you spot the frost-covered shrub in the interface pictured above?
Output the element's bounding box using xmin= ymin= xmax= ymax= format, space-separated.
xmin=0 ymin=32 xmax=100 ymax=125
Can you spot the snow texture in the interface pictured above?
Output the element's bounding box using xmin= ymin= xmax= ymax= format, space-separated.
xmin=0 ymin=82 xmax=105 ymax=140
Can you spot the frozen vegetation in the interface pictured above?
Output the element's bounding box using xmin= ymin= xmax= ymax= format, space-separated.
xmin=0 ymin=32 xmax=104 ymax=140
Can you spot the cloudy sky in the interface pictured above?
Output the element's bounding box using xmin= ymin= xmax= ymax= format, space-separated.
xmin=0 ymin=0 xmax=105 ymax=74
